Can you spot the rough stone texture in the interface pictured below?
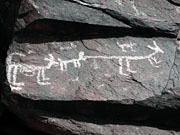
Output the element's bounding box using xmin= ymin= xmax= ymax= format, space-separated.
xmin=3 ymin=90 xmax=180 ymax=135
xmin=15 ymin=0 xmax=180 ymax=35
xmin=1 ymin=0 xmax=180 ymax=135
xmin=5 ymin=38 xmax=177 ymax=101
xmin=8 ymin=110 xmax=180 ymax=135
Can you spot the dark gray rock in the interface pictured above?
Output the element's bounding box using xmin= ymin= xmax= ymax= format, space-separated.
xmin=5 ymin=37 xmax=177 ymax=101
xmin=165 ymin=40 xmax=180 ymax=96
xmin=2 ymin=0 xmax=180 ymax=135
xmin=16 ymin=0 xmax=180 ymax=35
xmin=3 ymin=36 xmax=180 ymax=134
xmin=1 ymin=103 xmax=180 ymax=135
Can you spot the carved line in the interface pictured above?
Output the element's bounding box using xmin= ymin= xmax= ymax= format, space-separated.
xmin=7 ymin=41 xmax=164 ymax=91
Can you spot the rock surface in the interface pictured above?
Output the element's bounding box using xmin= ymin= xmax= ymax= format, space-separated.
xmin=15 ymin=0 xmax=180 ymax=35
xmin=1 ymin=0 xmax=180 ymax=135
xmin=5 ymin=38 xmax=177 ymax=101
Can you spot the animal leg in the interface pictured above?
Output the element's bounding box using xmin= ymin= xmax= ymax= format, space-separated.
xmin=13 ymin=66 xmax=25 ymax=87
xmin=73 ymin=61 xmax=78 ymax=68
xmin=37 ymin=69 xmax=50 ymax=85
xmin=148 ymin=58 xmax=160 ymax=68
xmin=75 ymin=60 xmax=81 ymax=68
xmin=119 ymin=59 xmax=129 ymax=76
xmin=41 ymin=69 xmax=50 ymax=81
xmin=7 ymin=65 xmax=13 ymax=84
xmin=126 ymin=59 xmax=137 ymax=73
xmin=9 ymin=66 xmax=24 ymax=90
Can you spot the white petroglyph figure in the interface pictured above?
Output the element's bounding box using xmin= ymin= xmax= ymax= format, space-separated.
xmin=84 ymin=41 xmax=164 ymax=76
xmin=57 ymin=51 xmax=87 ymax=71
xmin=57 ymin=41 xmax=164 ymax=76
xmin=7 ymin=53 xmax=58 ymax=91
xmin=117 ymin=41 xmax=137 ymax=52
xmin=7 ymin=41 xmax=164 ymax=90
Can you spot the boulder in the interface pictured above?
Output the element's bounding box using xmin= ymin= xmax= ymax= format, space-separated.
xmin=3 ymin=36 xmax=180 ymax=134
xmin=15 ymin=0 xmax=180 ymax=35
xmin=2 ymin=0 xmax=180 ymax=135
xmin=5 ymin=37 xmax=177 ymax=101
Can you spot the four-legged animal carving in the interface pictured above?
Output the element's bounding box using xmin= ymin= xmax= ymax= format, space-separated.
xmin=117 ymin=41 xmax=137 ymax=52
xmin=7 ymin=41 xmax=164 ymax=90
xmin=57 ymin=52 xmax=86 ymax=71
xmin=7 ymin=53 xmax=58 ymax=90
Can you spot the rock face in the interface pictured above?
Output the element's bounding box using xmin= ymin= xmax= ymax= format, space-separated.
xmin=1 ymin=0 xmax=180 ymax=135
xmin=15 ymin=0 xmax=180 ymax=35
xmin=5 ymin=38 xmax=176 ymax=100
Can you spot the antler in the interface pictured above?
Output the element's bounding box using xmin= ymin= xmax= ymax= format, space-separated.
xmin=147 ymin=41 xmax=164 ymax=54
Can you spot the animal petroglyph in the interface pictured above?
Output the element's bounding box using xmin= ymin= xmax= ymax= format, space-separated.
xmin=7 ymin=41 xmax=164 ymax=90
xmin=117 ymin=41 xmax=137 ymax=52
xmin=7 ymin=53 xmax=59 ymax=90
xmin=58 ymin=52 xmax=86 ymax=71
xmin=57 ymin=41 xmax=164 ymax=76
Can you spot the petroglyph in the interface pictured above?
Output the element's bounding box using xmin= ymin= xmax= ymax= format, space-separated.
xmin=117 ymin=41 xmax=137 ymax=52
xmin=57 ymin=51 xmax=86 ymax=71
xmin=7 ymin=41 xmax=164 ymax=90
xmin=7 ymin=53 xmax=59 ymax=91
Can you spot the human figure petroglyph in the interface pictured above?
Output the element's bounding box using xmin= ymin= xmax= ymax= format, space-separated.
xmin=7 ymin=41 xmax=164 ymax=90
xmin=117 ymin=41 xmax=137 ymax=52
xmin=7 ymin=53 xmax=58 ymax=90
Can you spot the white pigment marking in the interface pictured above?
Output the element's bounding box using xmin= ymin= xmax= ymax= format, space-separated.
xmin=7 ymin=53 xmax=58 ymax=91
xmin=117 ymin=41 xmax=137 ymax=52
xmin=7 ymin=41 xmax=164 ymax=90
